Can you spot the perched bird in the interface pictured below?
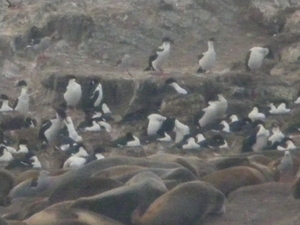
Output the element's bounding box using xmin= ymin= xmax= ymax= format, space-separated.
xmin=63 ymin=75 xmax=82 ymax=108
xmin=248 ymin=106 xmax=266 ymax=122
xmin=112 ymin=132 xmax=141 ymax=147
xmin=38 ymin=108 xmax=67 ymax=144
xmin=0 ymin=94 xmax=13 ymax=112
xmin=277 ymin=138 xmax=297 ymax=151
xmin=86 ymin=80 xmax=103 ymax=109
xmin=144 ymin=37 xmax=173 ymax=74
xmin=63 ymin=116 xmax=82 ymax=142
xmin=228 ymin=115 xmax=252 ymax=133
xmin=63 ymin=144 xmax=89 ymax=169
xmin=27 ymin=36 xmax=52 ymax=59
xmin=0 ymin=146 xmax=13 ymax=162
xmin=174 ymin=119 xmax=190 ymax=143
xmin=197 ymin=38 xmax=216 ymax=73
xmin=268 ymin=102 xmax=291 ymax=115
xmin=268 ymin=124 xmax=285 ymax=149
xmin=13 ymin=80 xmax=29 ymax=115
xmin=198 ymin=94 xmax=228 ymax=128
xmin=147 ymin=114 xmax=167 ymax=136
xmin=164 ymin=78 xmax=188 ymax=94
xmin=83 ymin=120 xmax=111 ymax=132
xmin=242 ymin=123 xmax=270 ymax=152
xmin=245 ymin=46 xmax=273 ymax=71
xmin=207 ymin=134 xmax=229 ymax=149
xmin=14 ymin=139 xmax=29 ymax=154
xmin=182 ymin=137 xmax=201 ymax=149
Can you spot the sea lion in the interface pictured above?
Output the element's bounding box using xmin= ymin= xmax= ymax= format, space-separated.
xmin=48 ymin=177 xmax=123 ymax=205
xmin=131 ymin=181 xmax=225 ymax=225
xmin=247 ymin=154 xmax=273 ymax=166
xmin=207 ymin=156 xmax=250 ymax=170
xmin=14 ymin=170 xmax=40 ymax=186
xmin=126 ymin=171 xmax=165 ymax=186
xmin=0 ymin=169 xmax=15 ymax=206
xmin=71 ymin=178 xmax=168 ymax=224
xmin=292 ymin=177 xmax=300 ymax=199
xmin=201 ymin=166 xmax=266 ymax=196
xmin=92 ymin=165 xmax=146 ymax=179
xmin=25 ymin=202 xmax=124 ymax=225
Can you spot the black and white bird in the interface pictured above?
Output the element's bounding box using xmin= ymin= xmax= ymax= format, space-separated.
xmin=242 ymin=122 xmax=270 ymax=152
xmin=277 ymin=138 xmax=297 ymax=151
xmin=164 ymin=78 xmax=188 ymax=94
xmin=86 ymin=80 xmax=103 ymax=109
xmin=268 ymin=102 xmax=291 ymax=115
xmin=63 ymin=116 xmax=82 ymax=142
xmin=0 ymin=94 xmax=13 ymax=112
xmin=63 ymin=75 xmax=82 ymax=108
xmin=83 ymin=120 xmax=112 ymax=132
xmin=268 ymin=124 xmax=285 ymax=149
xmin=207 ymin=134 xmax=229 ymax=149
xmin=228 ymin=114 xmax=252 ymax=133
xmin=14 ymin=139 xmax=29 ymax=154
xmin=13 ymin=80 xmax=29 ymax=115
xmin=144 ymin=37 xmax=173 ymax=74
xmin=0 ymin=146 xmax=13 ymax=162
xmin=63 ymin=144 xmax=90 ymax=169
xmin=147 ymin=113 xmax=167 ymax=136
xmin=198 ymin=94 xmax=228 ymax=128
xmin=112 ymin=132 xmax=141 ymax=147
xmin=174 ymin=119 xmax=190 ymax=143
xmin=245 ymin=46 xmax=273 ymax=71
xmin=248 ymin=106 xmax=266 ymax=122
xmin=197 ymin=38 xmax=216 ymax=73
xmin=38 ymin=108 xmax=67 ymax=144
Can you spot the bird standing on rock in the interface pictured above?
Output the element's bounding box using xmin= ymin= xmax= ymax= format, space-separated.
xmin=144 ymin=37 xmax=173 ymax=75
xmin=197 ymin=38 xmax=216 ymax=73
xmin=13 ymin=80 xmax=30 ymax=116
xmin=63 ymin=75 xmax=82 ymax=108
xmin=0 ymin=94 xmax=13 ymax=112
xmin=245 ymin=46 xmax=273 ymax=71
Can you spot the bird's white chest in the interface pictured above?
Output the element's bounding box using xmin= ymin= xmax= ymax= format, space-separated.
xmin=199 ymin=50 xmax=216 ymax=70
xmin=64 ymin=82 xmax=82 ymax=106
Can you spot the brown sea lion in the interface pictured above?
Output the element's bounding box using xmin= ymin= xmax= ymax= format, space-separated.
xmin=71 ymin=178 xmax=168 ymax=224
xmin=0 ymin=169 xmax=15 ymax=206
xmin=131 ymin=181 xmax=225 ymax=225
xmin=25 ymin=202 xmax=124 ymax=225
xmin=207 ymin=156 xmax=250 ymax=170
xmin=247 ymin=154 xmax=273 ymax=166
xmin=48 ymin=177 xmax=123 ymax=205
xmin=201 ymin=166 xmax=266 ymax=196
xmin=14 ymin=170 xmax=40 ymax=186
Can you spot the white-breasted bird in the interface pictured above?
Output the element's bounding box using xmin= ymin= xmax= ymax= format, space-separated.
xmin=164 ymin=78 xmax=188 ymax=94
xmin=144 ymin=37 xmax=173 ymax=74
xmin=198 ymin=94 xmax=228 ymax=128
xmin=63 ymin=75 xmax=82 ymax=107
xmin=147 ymin=114 xmax=167 ymax=136
xmin=197 ymin=38 xmax=216 ymax=73
xmin=0 ymin=94 xmax=13 ymax=112
xmin=248 ymin=106 xmax=266 ymax=122
xmin=13 ymin=80 xmax=29 ymax=115
xmin=245 ymin=46 xmax=272 ymax=71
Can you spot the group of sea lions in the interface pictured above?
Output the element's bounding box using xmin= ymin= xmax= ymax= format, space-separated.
xmin=0 ymin=152 xmax=299 ymax=225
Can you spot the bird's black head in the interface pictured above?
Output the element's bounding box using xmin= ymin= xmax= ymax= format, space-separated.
xmin=126 ymin=132 xmax=134 ymax=141
xmin=0 ymin=146 xmax=7 ymax=155
xmin=162 ymin=37 xmax=174 ymax=44
xmin=209 ymin=37 xmax=215 ymax=42
xmin=212 ymin=134 xmax=225 ymax=144
xmin=263 ymin=45 xmax=274 ymax=59
xmin=66 ymin=75 xmax=76 ymax=81
xmin=56 ymin=108 xmax=67 ymax=119
xmin=0 ymin=94 xmax=9 ymax=100
xmin=252 ymin=120 xmax=265 ymax=128
xmin=94 ymin=146 xmax=106 ymax=154
xmin=16 ymin=80 xmax=27 ymax=87
xmin=165 ymin=78 xmax=177 ymax=85
xmin=18 ymin=139 xmax=28 ymax=146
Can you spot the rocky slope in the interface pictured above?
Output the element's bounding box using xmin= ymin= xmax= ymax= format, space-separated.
xmin=1 ymin=0 xmax=300 ymax=225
